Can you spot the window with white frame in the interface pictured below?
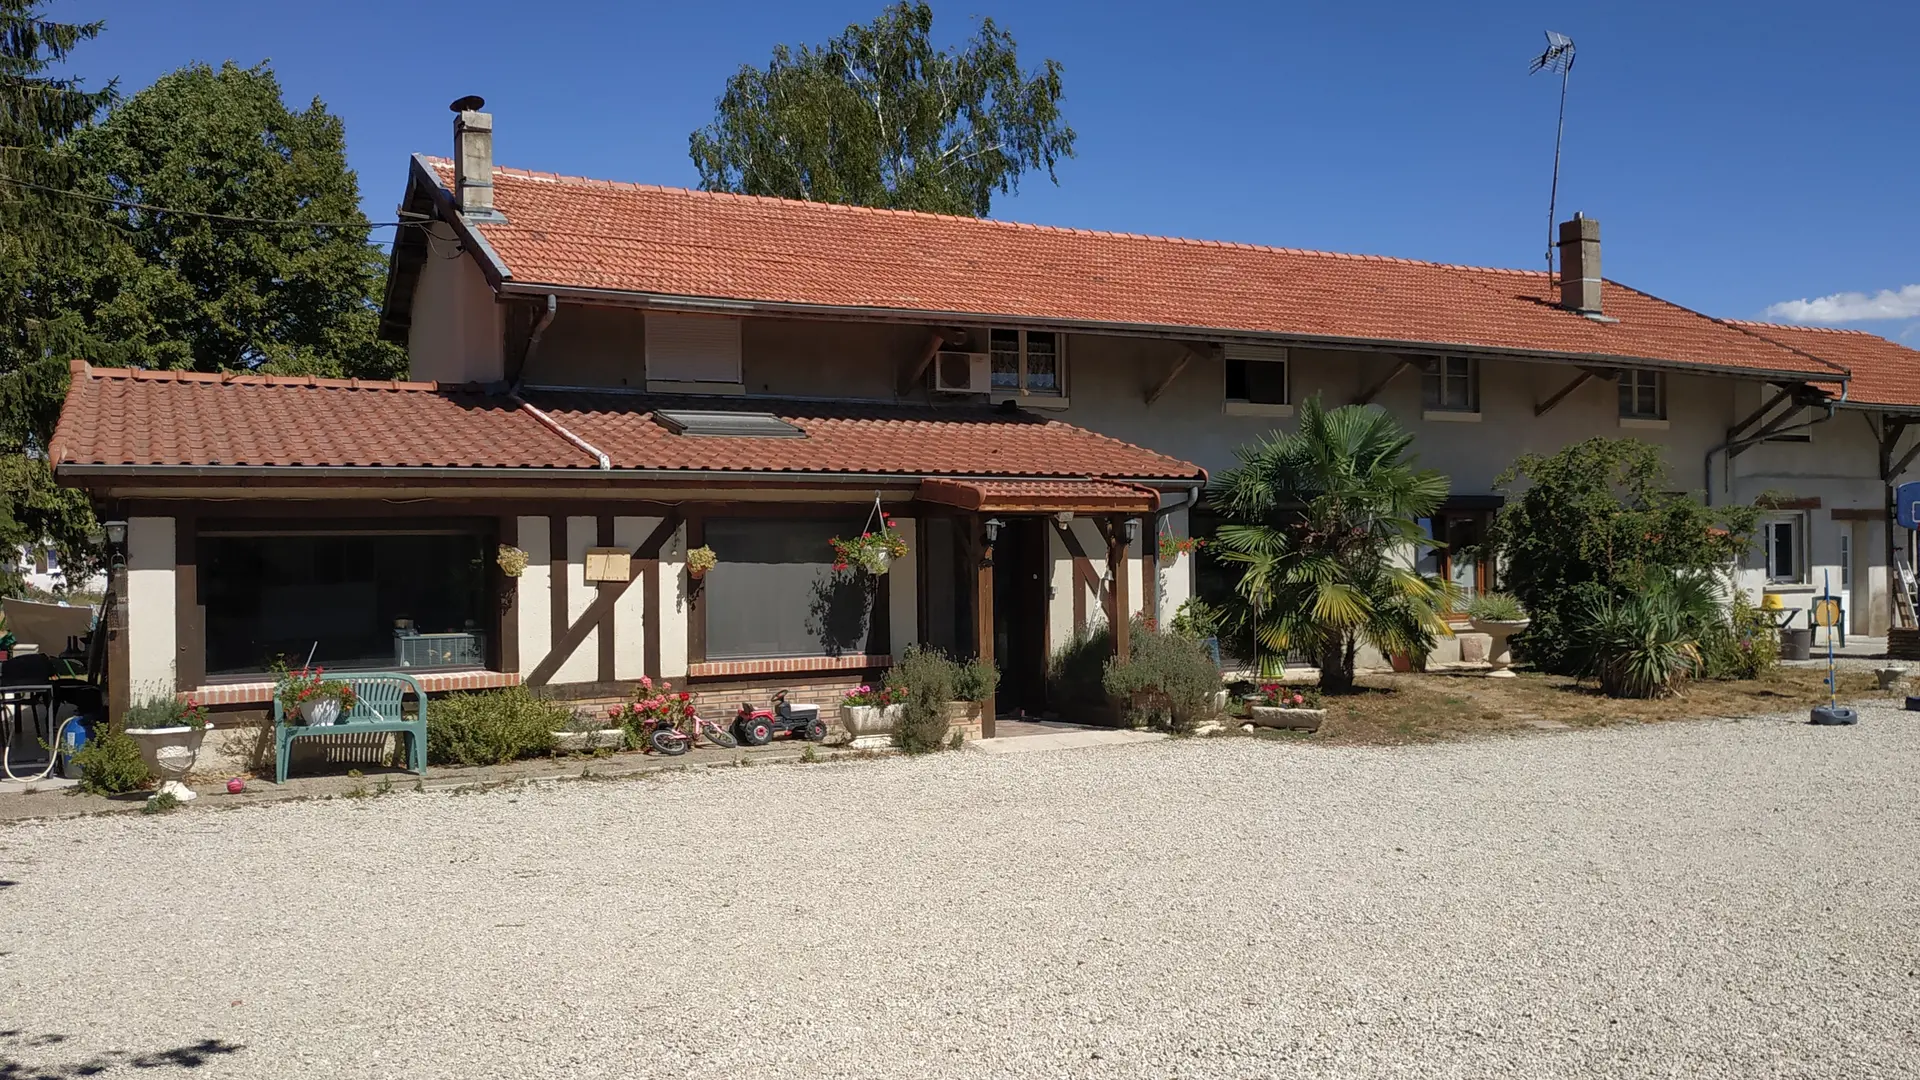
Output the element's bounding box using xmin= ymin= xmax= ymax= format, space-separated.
xmin=1224 ymin=345 xmax=1289 ymax=407
xmin=1422 ymin=356 xmax=1478 ymax=412
xmin=1619 ymin=370 xmax=1666 ymax=419
xmin=1763 ymin=516 xmax=1805 ymax=584
xmin=988 ymin=329 xmax=1063 ymax=396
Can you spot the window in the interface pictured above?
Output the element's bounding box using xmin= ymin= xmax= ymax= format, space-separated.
xmin=1416 ymin=511 xmax=1493 ymax=606
xmin=1619 ymin=370 xmax=1666 ymax=419
xmin=201 ymin=530 xmax=490 ymax=675
xmin=1422 ymin=356 xmax=1478 ymax=412
xmin=1224 ymin=345 xmax=1290 ymax=409
xmin=1840 ymin=531 xmax=1851 ymax=589
xmin=1763 ymin=516 xmax=1804 ymax=584
xmin=645 ymin=313 xmax=743 ymax=387
xmin=701 ymin=517 xmax=884 ymax=660
xmin=988 ymin=329 xmax=1063 ymax=397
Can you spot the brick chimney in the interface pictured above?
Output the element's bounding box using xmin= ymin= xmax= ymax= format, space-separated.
xmin=1556 ymin=213 xmax=1601 ymax=314
xmin=450 ymin=95 xmax=502 ymax=221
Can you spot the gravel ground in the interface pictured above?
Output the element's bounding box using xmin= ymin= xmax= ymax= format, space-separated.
xmin=4 ymin=710 xmax=1919 ymax=1079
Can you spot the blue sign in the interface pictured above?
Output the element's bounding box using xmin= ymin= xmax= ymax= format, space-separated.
xmin=1898 ymin=482 xmax=1920 ymax=530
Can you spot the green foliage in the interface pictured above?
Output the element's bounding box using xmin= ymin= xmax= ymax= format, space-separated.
xmin=1465 ymin=592 xmax=1526 ymax=622
xmin=121 ymin=694 xmax=208 ymax=730
xmin=1048 ymin=622 xmax=1114 ymax=714
xmin=690 ymin=1 xmax=1075 ymax=216
xmin=424 ymin=686 xmax=566 ymax=766
xmin=951 ymin=655 xmax=1000 ymax=702
xmin=1168 ymin=597 xmax=1224 ymax=642
xmin=71 ymin=727 xmax=147 ymax=795
xmin=1101 ymin=620 xmax=1221 ymax=733
xmin=1210 ymin=395 xmax=1456 ymax=693
xmin=884 ymin=643 xmax=955 ymax=754
xmin=1489 ymin=438 xmax=1758 ymax=675
xmin=1700 ymin=594 xmax=1781 ymax=681
xmin=141 ymin=790 xmax=180 ymax=815
xmin=1569 ymin=569 xmax=1719 ymax=698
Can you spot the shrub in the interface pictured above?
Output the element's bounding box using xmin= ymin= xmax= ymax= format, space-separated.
xmin=1101 ymin=622 xmax=1222 ymax=733
xmin=72 ymin=727 xmax=149 ymax=795
xmin=885 ymin=644 xmax=956 ymax=754
xmin=122 ymin=694 xmax=210 ymax=731
xmin=952 ymin=656 xmax=1000 ymax=702
xmin=425 ymin=686 xmax=565 ymax=766
xmin=1169 ymin=598 xmax=1224 ymax=642
xmin=1700 ymin=595 xmax=1781 ymax=681
xmin=1569 ymin=571 xmax=1714 ymax=698
xmin=1048 ymin=622 xmax=1115 ymax=714
xmin=141 ymin=790 xmax=182 ymax=815
xmin=1465 ymin=592 xmax=1525 ymax=622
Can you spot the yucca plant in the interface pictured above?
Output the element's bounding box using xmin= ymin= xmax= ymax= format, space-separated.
xmin=1570 ymin=569 xmax=1719 ymax=698
xmin=1210 ymin=396 xmax=1456 ymax=693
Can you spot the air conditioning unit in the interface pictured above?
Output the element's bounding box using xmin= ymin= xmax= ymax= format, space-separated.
xmin=931 ymin=350 xmax=991 ymax=394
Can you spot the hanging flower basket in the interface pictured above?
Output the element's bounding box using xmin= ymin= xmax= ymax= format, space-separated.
xmin=830 ymin=515 xmax=908 ymax=575
xmin=686 ymin=545 xmax=717 ymax=579
xmin=1157 ymin=535 xmax=1205 ymax=560
xmin=497 ymin=544 xmax=529 ymax=578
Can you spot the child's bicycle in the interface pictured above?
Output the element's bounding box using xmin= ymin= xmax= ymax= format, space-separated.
xmin=645 ymin=708 xmax=737 ymax=756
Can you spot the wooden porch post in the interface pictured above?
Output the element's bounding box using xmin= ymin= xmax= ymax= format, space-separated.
xmin=973 ymin=514 xmax=996 ymax=738
xmin=1108 ymin=517 xmax=1131 ymax=663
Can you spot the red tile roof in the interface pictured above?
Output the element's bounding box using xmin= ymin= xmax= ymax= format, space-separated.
xmin=1723 ymin=321 xmax=1920 ymax=409
xmin=425 ymin=158 xmax=1842 ymax=382
xmin=917 ymin=478 xmax=1160 ymax=513
xmin=51 ymin=362 xmax=1202 ymax=482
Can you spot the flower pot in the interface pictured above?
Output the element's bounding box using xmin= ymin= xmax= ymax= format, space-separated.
xmin=127 ymin=725 xmax=207 ymax=786
xmin=1249 ymin=705 xmax=1324 ymax=732
xmin=843 ymin=703 xmax=902 ymax=749
xmin=1875 ymin=666 xmax=1907 ymax=691
xmin=1467 ymin=618 xmax=1530 ymax=678
xmin=943 ymin=701 xmax=984 ymax=741
xmin=553 ymin=728 xmax=628 ymax=752
xmin=299 ymin=697 xmax=343 ymax=726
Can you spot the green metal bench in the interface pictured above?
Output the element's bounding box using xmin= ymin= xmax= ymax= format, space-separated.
xmin=273 ymin=672 xmax=427 ymax=784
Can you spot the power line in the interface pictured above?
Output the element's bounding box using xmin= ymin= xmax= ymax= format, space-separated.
xmin=0 ymin=173 xmax=435 ymax=233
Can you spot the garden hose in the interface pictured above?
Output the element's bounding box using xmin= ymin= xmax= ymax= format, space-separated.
xmin=2 ymin=714 xmax=84 ymax=784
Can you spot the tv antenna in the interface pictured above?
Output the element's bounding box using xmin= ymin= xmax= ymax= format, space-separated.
xmin=1529 ymin=31 xmax=1577 ymax=276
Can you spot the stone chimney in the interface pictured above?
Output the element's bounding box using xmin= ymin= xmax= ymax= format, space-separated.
xmin=450 ymin=95 xmax=502 ymax=220
xmin=1556 ymin=213 xmax=1601 ymax=314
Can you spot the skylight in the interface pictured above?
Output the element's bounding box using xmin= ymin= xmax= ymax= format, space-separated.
xmin=654 ymin=410 xmax=805 ymax=438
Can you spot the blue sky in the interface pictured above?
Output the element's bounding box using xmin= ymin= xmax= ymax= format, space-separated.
xmin=52 ymin=0 xmax=1920 ymax=341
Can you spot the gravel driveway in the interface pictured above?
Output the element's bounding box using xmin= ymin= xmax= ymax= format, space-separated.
xmin=4 ymin=710 xmax=1918 ymax=1079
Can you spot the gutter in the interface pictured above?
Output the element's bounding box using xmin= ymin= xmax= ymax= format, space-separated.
xmin=54 ymin=463 xmax=1205 ymax=488
xmin=1702 ymin=402 xmax=1839 ymax=505
xmin=507 ymin=393 xmax=611 ymax=470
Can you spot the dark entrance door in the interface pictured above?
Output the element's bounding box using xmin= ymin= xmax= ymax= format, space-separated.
xmin=992 ymin=517 xmax=1050 ymax=715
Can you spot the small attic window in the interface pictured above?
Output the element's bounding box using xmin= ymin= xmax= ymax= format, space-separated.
xmin=654 ymin=410 xmax=804 ymax=438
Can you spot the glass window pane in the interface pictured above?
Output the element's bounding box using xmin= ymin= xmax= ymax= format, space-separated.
xmin=989 ymin=329 xmax=1020 ymax=390
xmin=703 ymin=517 xmax=878 ymax=660
xmin=1225 ymin=357 xmax=1251 ymax=400
xmin=1619 ymin=379 xmax=1635 ymax=415
xmin=1024 ymin=331 xmax=1059 ymax=393
xmin=1421 ymin=357 xmax=1443 ymax=408
xmin=1638 ymin=382 xmax=1659 ymax=417
xmin=1238 ymin=359 xmax=1288 ymax=404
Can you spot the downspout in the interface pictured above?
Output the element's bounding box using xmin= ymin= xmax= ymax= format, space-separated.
xmin=510 ymin=294 xmax=558 ymax=389
xmin=502 ymin=293 xmax=611 ymax=468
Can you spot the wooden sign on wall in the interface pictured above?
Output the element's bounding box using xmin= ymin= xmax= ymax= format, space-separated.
xmin=584 ymin=547 xmax=632 ymax=583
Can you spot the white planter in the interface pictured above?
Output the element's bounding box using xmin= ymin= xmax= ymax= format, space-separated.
xmin=1468 ymin=618 xmax=1530 ymax=677
xmin=553 ymin=728 xmax=628 ymax=752
xmin=299 ymin=697 xmax=343 ymax=726
xmin=1249 ymin=705 xmax=1325 ymax=732
xmin=843 ymin=703 xmax=903 ymax=749
xmin=127 ymin=725 xmax=207 ymax=783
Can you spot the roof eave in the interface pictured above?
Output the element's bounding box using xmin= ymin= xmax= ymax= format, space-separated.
xmin=52 ymin=463 xmax=1205 ymax=486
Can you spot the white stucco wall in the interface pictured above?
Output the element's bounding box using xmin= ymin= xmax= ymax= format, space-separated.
xmin=514 ymin=517 xmax=551 ymax=674
xmin=657 ymin=521 xmax=689 ymax=679
xmin=126 ymin=517 xmax=176 ymax=700
xmin=550 ymin=516 xmax=600 ymax=684
xmin=612 ymin=516 xmax=659 ymax=681
xmin=407 ymin=243 xmax=504 ymax=384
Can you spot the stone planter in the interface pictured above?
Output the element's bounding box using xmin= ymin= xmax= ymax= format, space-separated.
xmin=1248 ymin=705 xmax=1324 ymax=732
xmin=127 ymin=725 xmax=207 ymax=800
xmin=1875 ymin=665 xmax=1907 ymax=691
xmin=298 ymin=697 xmax=343 ymax=726
xmin=1468 ymin=618 xmax=1530 ymax=678
xmin=843 ymin=703 xmax=902 ymax=749
xmin=943 ymin=701 xmax=985 ymax=742
xmin=552 ymin=728 xmax=628 ymax=752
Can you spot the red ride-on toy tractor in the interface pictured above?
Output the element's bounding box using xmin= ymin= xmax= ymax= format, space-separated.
xmin=734 ymin=690 xmax=827 ymax=746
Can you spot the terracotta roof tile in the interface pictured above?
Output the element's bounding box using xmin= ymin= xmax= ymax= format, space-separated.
xmin=51 ymin=363 xmax=1202 ymax=481
xmin=1723 ymin=321 xmax=1920 ymax=409
xmin=425 ymin=158 xmax=1840 ymax=381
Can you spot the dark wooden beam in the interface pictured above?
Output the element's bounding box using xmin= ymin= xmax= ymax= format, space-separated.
xmin=548 ymin=516 xmax=568 ymax=660
xmin=596 ymin=513 xmax=616 ymax=683
xmin=1533 ymin=370 xmax=1596 ymax=417
xmin=497 ymin=516 xmax=520 ymax=674
xmin=1354 ymin=357 xmax=1416 ymax=406
xmin=173 ymin=514 xmax=203 ymax=692
xmin=527 ymin=511 xmax=682 ymax=688
xmin=1108 ymin=519 xmax=1132 ymax=662
xmin=1728 ymin=400 xmax=1814 ymax=462
xmin=966 ymin=516 xmax=995 ymax=737
xmin=1728 ymin=384 xmax=1798 ymax=443
xmin=899 ymin=329 xmax=959 ymax=396
xmin=1145 ymin=343 xmax=1211 ymax=406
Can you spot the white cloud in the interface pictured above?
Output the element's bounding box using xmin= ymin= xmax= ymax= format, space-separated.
xmin=1766 ymin=284 xmax=1920 ymax=323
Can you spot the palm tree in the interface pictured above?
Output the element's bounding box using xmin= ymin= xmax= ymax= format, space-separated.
xmin=1211 ymin=395 xmax=1455 ymax=693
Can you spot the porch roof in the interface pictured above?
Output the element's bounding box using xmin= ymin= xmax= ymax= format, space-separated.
xmin=50 ymin=362 xmax=1203 ymax=485
xmin=917 ymin=478 xmax=1162 ymax=514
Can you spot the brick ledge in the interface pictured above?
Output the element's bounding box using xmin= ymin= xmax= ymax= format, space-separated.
xmin=182 ymin=670 xmax=521 ymax=706
xmin=688 ymin=654 xmax=890 ymax=679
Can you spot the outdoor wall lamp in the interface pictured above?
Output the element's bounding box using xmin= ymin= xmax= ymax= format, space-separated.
xmin=1054 ymin=511 xmax=1074 ymax=525
xmin=1123 ymin=519 xmax=1140 ymax=544
xmin=103 ymin=520 xmax=127 ymax=546
xmin=984 ymin=518 xmax=1004 ymax=544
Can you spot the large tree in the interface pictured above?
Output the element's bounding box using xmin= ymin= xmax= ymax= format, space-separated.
xmin=1210 ymin=397 xmax=1457 ymax=693
xmin=689 ymin=1 xmax=1075 ymax=216
xmin=0 ymin=2 xmax=116 ymax=595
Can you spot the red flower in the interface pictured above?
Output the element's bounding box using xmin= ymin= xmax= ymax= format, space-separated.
xmin=679 ymin=692 xmax=690 ymax=701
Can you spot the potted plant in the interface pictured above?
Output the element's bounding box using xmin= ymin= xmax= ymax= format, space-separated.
xmin=1157 ymin=534 xmax=1205 ymax=560
xmin=496 ymin=544 xmax=529 ymax=578
xmin=275 ymin=665 xmax=359 ymax=726
xmin=840 ymin=684 xmax=900 ymax=749
xmin=686 ymin=545 xmax=717 ymax=580
xmin=1247 ymin=683 xmax=1325 ymax=731
xmin=946 ymin=656 xmax=1000 ymax=740
xmin=123 ymin=695 xmax=214 ymax=800
xmin=1466 ymin=592 xmax=1530 ymax=678
xmin=830 ymin=515 xmax=909 ymax=575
